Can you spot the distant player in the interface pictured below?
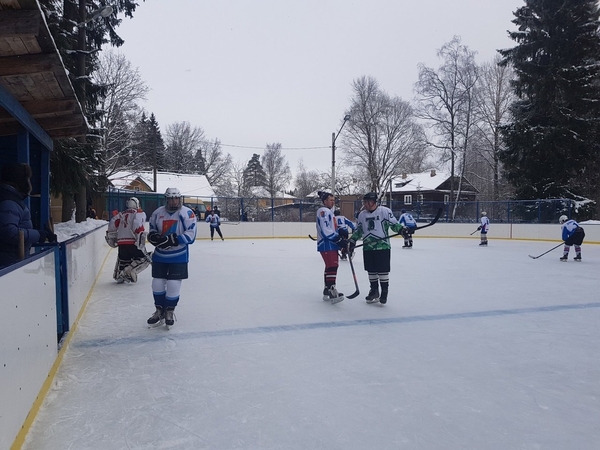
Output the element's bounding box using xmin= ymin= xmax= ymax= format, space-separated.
xmin=316 ymin=191 xmax=346 ymax=304
xmin=559 ymin=215 xmax=585 ymax=261
xmin=399 ymin=209 xmax=417 ymax=248
xmin=349 ymin=192 xmax=403 ymax=305
xmin=477 ymin=211 xmax=490 ymax=246
xmin=334 ymin=208 xmax=356 ymax=260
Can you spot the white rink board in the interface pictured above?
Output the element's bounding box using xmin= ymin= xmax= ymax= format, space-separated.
xmin=65 ymin=225 xmax=110 ymax=328
xmin=0 ymin=251 xmax=57 ymax=450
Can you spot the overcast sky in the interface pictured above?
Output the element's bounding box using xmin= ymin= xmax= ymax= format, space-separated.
xmin=114 ymin=0 xmax=523 ymax=181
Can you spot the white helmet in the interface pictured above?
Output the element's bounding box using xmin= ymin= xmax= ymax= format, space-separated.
xmin=126 ymin=197 xmax=139 ymax=209
xmin=559 ymin=215 xmax=568 ymax=224
xmin=481 ymin=211 xmax=487 ymax=217
xmin=165 ymin=187 xmax=182 ymax=212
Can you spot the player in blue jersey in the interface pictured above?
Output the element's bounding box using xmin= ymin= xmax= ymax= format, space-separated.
xmin=316 ymin=191 xmax=346 ymax=304
xmin=334 ymin=208 xmax=356 ymax=260
xmin=146 ymin=188 xmax=197 ymax=327
xmin=399 ymin=209 xmax=417 ymax=248
xmin=559 ymin=215 xmax=585 ymax=261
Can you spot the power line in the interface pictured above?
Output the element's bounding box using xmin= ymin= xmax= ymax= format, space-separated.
xmin=220 ymin=143 xmax=330 ymax=150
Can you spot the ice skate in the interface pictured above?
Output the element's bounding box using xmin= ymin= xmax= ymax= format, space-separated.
xmin=479 ymin=241 xmax=488 ymax=246
xmin=574 ymin=254 xmax=582 ymax=261
xmin=379 ymin=290 xmax=388 ymax=305
xmin=165 ymin=307 xmax=176 ymax=327
xmin=559 ymin=255 xmax=568 ymax=262
xmin=147 ymin=306 xmax=164 ymax=326
xmin=365 ymin=288 xmax=380 ymax=304
xmin=322 ymin=287 xmax=330 ymax=301
xmin=328 ymin=285 xmax=344 ymax=304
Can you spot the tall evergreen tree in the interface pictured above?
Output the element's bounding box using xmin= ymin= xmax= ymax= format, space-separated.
xmin=499 ymin=0 xmax=600 ymax=206
xmin=243 ymin=154 xmax=267 ymax=190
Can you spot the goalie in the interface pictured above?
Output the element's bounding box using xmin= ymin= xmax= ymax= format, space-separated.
xmin=105 ymin=197 xmax=151 ymax=283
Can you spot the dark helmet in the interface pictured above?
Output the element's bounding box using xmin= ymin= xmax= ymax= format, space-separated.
xmin=363 ymin=192 xmax=378 ymax=202
xmin=317 ymin=190 xmax=333 ymax=202
xmin=401 ymin=209 xmax=406 ymax=214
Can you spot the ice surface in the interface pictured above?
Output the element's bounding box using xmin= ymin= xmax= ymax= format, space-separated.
xmin=22 ymin=238 xmax=600 ymax=450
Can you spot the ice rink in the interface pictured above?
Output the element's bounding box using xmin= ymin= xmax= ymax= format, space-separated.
xmin=22 ymin=237 xmax=600 ymax=450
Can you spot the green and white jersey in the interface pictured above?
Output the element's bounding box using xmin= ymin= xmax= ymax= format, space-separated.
xmin=351 ymin=205 xmax=403 ymax=251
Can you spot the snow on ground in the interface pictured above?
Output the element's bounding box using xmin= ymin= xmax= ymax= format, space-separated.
xmin=22 ymin=237 xmax=600 ymax=450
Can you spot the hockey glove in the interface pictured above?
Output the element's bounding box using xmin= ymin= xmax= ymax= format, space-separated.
xmin=105 ymin=231 xmax=118 ymax=248
xmin=477 ymin=226 xmax=482 ymax=231
xmin=157 ymin=233 xmax=178 ymax=249
xmin=338 ymin=228 xmax=349 ymax=239
xmin=147 ymin=231 xmax=168 ymax=248
xmin=348 ymin=239 xmax=356 ymax=258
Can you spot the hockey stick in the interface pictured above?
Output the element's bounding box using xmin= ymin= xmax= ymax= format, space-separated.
xmin=353 ymin=207 xmax=443 ymax=249
xmin=308 ymin=234 xmax=317 ymax=241
xmin=470 ymin=228 xmax=480 ymax=235
xmin=528 ymin=242 xmax=563 ymax=259
xmin=346 ymin=247 xmax=360 ymax=299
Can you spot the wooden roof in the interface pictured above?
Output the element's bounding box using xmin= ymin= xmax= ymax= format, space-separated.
xmin=0 ymin=0 xmax=87 ymax=140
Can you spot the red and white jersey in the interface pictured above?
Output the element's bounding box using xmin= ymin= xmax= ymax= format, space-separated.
xmin=108 ymin=208 xmax=146 ymax=246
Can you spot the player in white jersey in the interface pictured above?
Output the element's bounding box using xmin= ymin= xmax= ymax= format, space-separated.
xmin=559 ymin=215 xmax=585 ymax=261
xmin=105 ymin=197 xmax=150 ymax=283
xmin=477 ymin=211 xmax=490 ymax=246
xmin=334 ymin=208 xmax=356 ymax=260
xmin=146 ymin=188 xmax=197 ymax=327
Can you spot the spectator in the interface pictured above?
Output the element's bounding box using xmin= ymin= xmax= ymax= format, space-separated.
xmin=0 ymin=163 xmax=56 ymax=268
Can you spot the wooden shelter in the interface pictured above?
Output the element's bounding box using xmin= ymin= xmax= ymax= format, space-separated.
xmin=0 ymin=0 xmax=86 ymax=226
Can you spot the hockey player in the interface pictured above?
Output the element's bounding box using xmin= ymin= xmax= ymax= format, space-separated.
xmin=399 ymin=209 xmax=417 ymax=248
xmin=146 ymin=188 xmax=197 ymax=327
xmin=105 ymin=197 xmax=150 ymax=283
xmin=316 ymin=191 xmax=346 ymax=304
xmin=334 ymin=208 xmax=356 ymax=260
xmin=349 ymin=192 xmax=403 ymax=305
xmin=559 ymin=215 xmax=585 ymax=261
xmin=477 ymin=211 xmax=490 ymax=246
xmin=205 ymin=209 xmax=224 ymax=240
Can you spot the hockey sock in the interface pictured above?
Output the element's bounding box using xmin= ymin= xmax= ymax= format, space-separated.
xmin=563 ymin=245 xmax=570 ymax=255
xmin=325 ymin=266 xmax=338 ymax=288
xmin=575 ymin=245 xmax=581 ymax=254
xmin=379 ymin=273 xmax=389 ymax=292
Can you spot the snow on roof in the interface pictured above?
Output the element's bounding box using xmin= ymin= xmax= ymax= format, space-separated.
xmin=109 ymin=171 xmax=216 ymax=198
xmin=391 ymin=169 xmax=449 ymax=192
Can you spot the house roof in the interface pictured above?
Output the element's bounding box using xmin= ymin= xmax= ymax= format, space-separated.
xmin=0 ymin=0 xmax=87 ymax=139
xmin=391 ymin=170 xmax=451 ymax=192
xmin=109 ymin=171 xmax=216 ymax=198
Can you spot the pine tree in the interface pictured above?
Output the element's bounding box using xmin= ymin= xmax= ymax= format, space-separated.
xmin=499 ymin=0 xmax=600 ymax=204
xmin=243 ymin=154 xmax=267 ymax=190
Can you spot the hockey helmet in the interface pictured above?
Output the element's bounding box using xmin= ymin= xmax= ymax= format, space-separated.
xmin=481 ymin=211 xmax=487 ymax=217
xmin=401 ymin=209 xmax=407 ymax=214
xmin=363 ymin=192 xmax=378 ymax=202
xmin=126 ymin=197 xmax=139 ymax=209
xmin=165 ymin=187 xmax=182 ymax=212
xmin=559 ymin=215 xmax=568 ymax=224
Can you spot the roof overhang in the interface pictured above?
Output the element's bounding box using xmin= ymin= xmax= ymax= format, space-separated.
xmin=0 ymin=0 xmax=87 ymax=144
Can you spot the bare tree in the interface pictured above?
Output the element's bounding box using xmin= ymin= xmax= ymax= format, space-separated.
xmin=164 ymin=122 xmax=205 ymax=173
xmin=94 ymin=50 xmax=149 ymax=176
xmin=262 ymin=143 xmax=292 ymax=197
xmin=342 ymin=76 xmax=428 ymax=194
xmin=294 ymin=160 xmax=323 ymax=199
xmin=415 ymin=36 xmax=478 ymax=213
xmin=194 ymin=138 xmax=233 ymax=188
xmin=468 ymin=55 xmax=515 ymax=201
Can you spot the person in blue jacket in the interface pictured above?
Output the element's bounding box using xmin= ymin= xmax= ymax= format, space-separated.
xmin=559 ymin=215 xmax=585 ymax=261
xmin=0 ymin=163 xmax=56 ymax=268
xmin=399 ymin=209 xmax=417 ymax=248
xmin=316 ymin=191 xmax=346 ymax=304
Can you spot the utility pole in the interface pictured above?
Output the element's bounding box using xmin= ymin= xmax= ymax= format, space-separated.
xmin=331 ymin=114 xmax=351 ymax=196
